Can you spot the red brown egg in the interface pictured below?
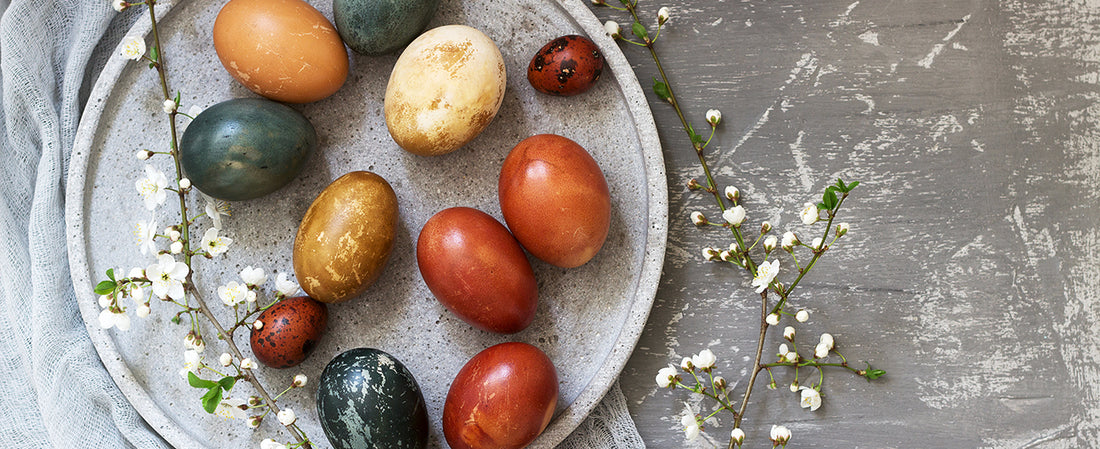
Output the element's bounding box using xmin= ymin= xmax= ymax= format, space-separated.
xmin=443 ymin=342 xmax=558 ymax=449
xmin=416 ymin=207 xmax=538 ymax=334
xmin=249 ymin=296 xmax=328 ymax=368
xmin=498 ymin=134 xmax=611 ymax=268
xmin=527 ymin=35 xmax=604 ymax=96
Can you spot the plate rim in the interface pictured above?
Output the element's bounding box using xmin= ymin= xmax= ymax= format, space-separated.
xmin=65 ymin=0 xmax=667 ymax=447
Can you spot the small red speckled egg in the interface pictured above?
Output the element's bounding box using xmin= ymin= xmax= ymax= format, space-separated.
xmin=527 ymin=35 xmax=604 ymax=96
xmin=250 ymin=296 xmax=328 ymax=368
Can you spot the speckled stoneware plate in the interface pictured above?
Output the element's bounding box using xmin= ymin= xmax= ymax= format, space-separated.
xmin=66 ymin=0 xmax=666 ymax=447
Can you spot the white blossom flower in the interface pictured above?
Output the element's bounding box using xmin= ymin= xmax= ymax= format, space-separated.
xmin=706 ymin=109 xmax=721 ymax=126
xmin=119 ymin=36 xmax=146 ymax=61
xmin=656 ymin=366 xmax=677 ymax=388
xmin=604 ymin=20 xmax=621 ymax=38
xmin=275 ymin=272 xmax=300 ymax=297
xmin=811 ymin=237 xmax=824 ymax=249
xmin=680 ymin=412 xmax=701 ymax=441
xmin=731 ymin=427 xmax=745 ymax=445
xmin=725 ymin=185 xmax=739 ymax=202
xmin=187 ymin=105 xmax=203 ymax=117
xmin=260 ymin=439 xmax=287 ymax=449
xmin=657 ymin=6 xmax=670 ymax=25
xmin=179 ymin=349 xmax=201 ymax=378
xmin=723 ymin=205 xmax=746 ymax=226
xmin=135 ymin=149 xmax=151 ymax=160
xmin=134 ymin=218 xmax=157 ymax=255
xmin=219 ymin=353 xmax=233 ymax=367
xmin=215 ymin=397 xmax=248 ymax=420
xmin=240 ymin=266 xmax=267 ymax=287
xmin=837 ymin=222 xmax=849 ymax=236
xmin=690 ymin=211 xmax=706 ymax=226
xmin=680 ymin=357 xmax=693 ymax=372
xmin=815 ymin=342 xmax=830 ymax=358
xmin=169 ymin=241 xmax=183 ymax=254
xmin=218 ymin=281 xmax=254 ymax=307
xmin=293 ymin=374 xmax=308 ymax=388
xmin=764 ymin=235 xmax=778 ymax=252
xmin=781 ymin=231 xmax=799 ymax=251
xmin=204 ymin=196 xmax=229 ymax=230
xmin=99 ymin=294 xmax=113 ymax=308
xmin=820 ymin=333 xmax=835 ymax=349
xmin=752 ymin=259 xmax=780 ymax=293
xmin=127 ymin=267 xmax=144 ymax=279
xmin=136 ymin=165 xmax=168 ymax=211
xmin=147 ymin=254 xmax=188 ymax=300
xmin=162 ymin=99 xmax=177 ymax=114
xmin=765 ymin=313 xmax=780 ymax=326
xmin=771 ymin=425 xmax=791 ymax=445
xmin=795 ymin=309 xmax=810 ymax=322
xmin=783 ymin=326 xmax=795 ymax=341
xmin=240 ymin=358 xmax=257 ymax=370
xmin=178 ymin=177 xmax=191 ymax=190
xmin=98 ymin=308 xmax=131 ymax=331
xmin=201 ymin=228 xmax=232 ymax=257
xmin=277 ymin=408 xmax=296 ymax=426
xmin=164 ymin=227 xmax=181 ymax=241
xmin=135 ymin=303 xmax=150 ymax=318
xmin=799 ymin=386 xmax=822 ymax=411
xmin=112 ymin=0 xmax=127 ymax=12
xmin=692 ymin=349 xmax=716 ymax=370
xmin=800 ymin=203 xmax=819 ymax=225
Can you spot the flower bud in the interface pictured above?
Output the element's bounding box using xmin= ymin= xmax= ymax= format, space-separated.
xmin=819 ymin=332 xmax=835 ymax=349
xmin=729 ymin=240 xmax=741 ymax=252
xmin=99 ymin=294 xmax=112 ymax=308
xmin=811 ymin=237 xmax=824 ymax=250
xmin=837 ymin=222 xmax=849 ymax=237
xmin=760 ymin=221 xmax=772 ymax=234
xmin=771 ymin=425 xmax=791 ymax=445
xmin=604 ymin=20 xmax=621 ymax=39
xmin=219 ymin=353 xmax=232 ymax=367
xmin=725 ymin=185 xmax=740 ymax=203
xmin=781 ymin=231 xmax=798 ymax=251
xmin=135 ymin=149 xmax=151 ymax=160
xmin=162 ymin=99 xmax=177 ymax=114
xmin=731 ymin=428 xmax=745 ymax=445
xmin=690 ymin=211 xmax=706 ymax=226
xmin=777 ymin=343 xmax=789 ymax=356
xmin=253 ymin=320 xmax=263 ymax=330
xmin=112 ymin=0 xmax=127 ymax=11
xmin=800 ymin=202 xmax=819 ymax=225
xmin=248 ymin=396 xmax=264 ymax=407
xmin=657 ymin=7 xmax=670 ymax=25
xmin=723 ymin=205 xmax=746 ymax=227
xmin=701 ymin=247 xmax=720 ymax=261
xmin=293 ymin=374 xmax=308 ymax=388
xmin=680 ymin=357 xmax=694 ymax=372
xmin=135 ymin=304 xmax=150 ymax=318
xmin=765 ymin=313 xmax=780 ymax=326
xmin=169 ymin=241 xmax=183 ymax=254
xmin=719 ymin=250 xmax=734 ymax=262
xmin=655 ymin=366 xmax=678 ymax=388
xmin=591 ymin=0 xmax=606 ymax=4
xmin=763 ymin=235 xmax=778 ymax=252
xmin=815 ymin=342 xmax=830 ymax=358
xmin=789 ymin=381 xmax=799 ymax=392
xmin=247 ymin=416 xmax=262 ymax=429
xmin=165 ymin=226 xmax=181 ymax=241
xmin=783 ymin=326 xmax=795 ymax=341
xmin=178 ymin=178 xmax=191 ymax=190
xmin=706 ymin=109 xmax=722 ymax=126
xmin=686 ymin=178 xmax=702 ymax=190
xmin=795 ymin=309 xmax=810 ymax=322
xmin=713 ymin=376 xmax=727 ymax=390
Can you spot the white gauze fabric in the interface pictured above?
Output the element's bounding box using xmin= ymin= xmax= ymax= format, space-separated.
xmin=0 ymin=0 xmax=646 ymax=447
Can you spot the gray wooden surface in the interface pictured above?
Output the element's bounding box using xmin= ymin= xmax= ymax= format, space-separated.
xmin=590 ymin=0 xmax=1098 ymax=447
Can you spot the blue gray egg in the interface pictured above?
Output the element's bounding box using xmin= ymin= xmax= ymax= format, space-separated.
xmin=333 ymin=0 xmax=440 ymax=55
xmin=317 ymin=348 xmax=429 ymax=449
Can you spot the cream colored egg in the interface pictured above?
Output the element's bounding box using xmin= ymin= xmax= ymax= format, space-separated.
xmin=384 ymin=25 xmax=506 ymax=156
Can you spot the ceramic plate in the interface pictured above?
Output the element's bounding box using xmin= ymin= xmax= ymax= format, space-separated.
xmin=67 ymin=0 xmax=665 ymax=447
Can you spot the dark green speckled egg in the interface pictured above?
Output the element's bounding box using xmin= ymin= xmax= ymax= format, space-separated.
xmin=180 ymin=98 xmax=316 ymax=201
xmin=333 ymin=0 xmax=440 ymax=55
xmin=318 ymin=348 xmax=429 ymax=449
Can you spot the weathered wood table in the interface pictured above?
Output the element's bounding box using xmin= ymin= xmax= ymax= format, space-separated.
xmin=593 ymin=1 xmax=1096 ymax=447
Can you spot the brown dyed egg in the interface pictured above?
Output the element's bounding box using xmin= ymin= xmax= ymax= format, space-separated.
xmin=416 ymin=207 xmax=538 ymax=334
xmin=250 ymin=296 xmax=328 ymax=368
xmin=213 ymin=0 xmax=349 ymax=103
xmin=443 ymin=342 xmax=558 ymax=449
xmin=294 ymin=171 xmax=398 ymax=303
xmin=527 ymin=35 xmax=604 ymax=96
xmin=499 ymin=134 xmax=611 ymax=268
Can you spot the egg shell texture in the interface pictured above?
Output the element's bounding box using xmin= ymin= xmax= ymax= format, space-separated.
xmin=317 ymin=348 xmax=429 ymax=449
xmin=384 ymin=24 xmax=506 ymax=156
xmin=249 ymin=296 xmax=328 ymax=368
xmin=416 ymin=207 xmax=538 ymax=334
xmin=527 ymin=35 xmax=604 ymax=96
xmin=498 ymin=134 xmax=611 ymax=268
xmin=213 ymin=0 xmax=349 ymax=103
xmin=333 ymin=0 xmax=441 ymax=55
xmin=293 ymin=171 xmax=398 ymax=303
xmin=443 ymin=342 xmax=558 ymax=449
xmin=179 ymin=98 xmax=316 ymax=201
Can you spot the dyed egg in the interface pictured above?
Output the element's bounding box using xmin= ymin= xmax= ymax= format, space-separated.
xmin=416 ymin=207 xmax=538 ymax=334
xmin=180 ymin=98 xmax=316 ymax=201
xmin=384 ymin=25 xmax=506 ymax=156
xmin=499 ymin=134 xmax=611 ymax=267
xmin=333 ymin=0 xmax=440 ymax=55
xmin=294 ymin=171 xmax=398 ymax=303
xmin=249 ymin=296 xmax=328 ymax=368
xmin=443 ymin=342 xmax=558 ymax=449
xmin=213 ymin=0 xmax=348 ymax=103
xmin=318 ymin=348 xmax=429 ymax=449
xmin=527 ymin=35 xmax=604 ymax=96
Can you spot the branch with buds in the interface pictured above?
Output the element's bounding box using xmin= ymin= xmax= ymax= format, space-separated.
xmin=593 ymin=1 xmax=885 ymax=447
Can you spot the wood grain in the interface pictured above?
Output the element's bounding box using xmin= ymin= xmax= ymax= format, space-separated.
xmin=590 ymin=0 xmax=1100 ymax=446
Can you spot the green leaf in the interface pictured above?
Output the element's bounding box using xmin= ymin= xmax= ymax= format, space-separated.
xmin=170 ymin=315 xmax=181 ymax=324
xmin=631 ymin=21 xmax=648 ymax=40
xmin=864 ymin=363 xmax=885 ymax=380
xmin=816 ymin=202 xmax=829 ymax=210
xmin=217 ymin=376 xmax=237 ymax=392
xmin=149 ymin=46 xmax=159 ymax=63
xmin=847 ymin=180 xmax=860 ymax=190
xmin=652 ymin=77 xmax=670 ymax=100
xmin=201 ymin=386 xmax=222 ymax=414
xmin=106 ymin=268 xmax=116 ymax=281
xmin=94 ymin=280 xmax=117 ymax=296
xmin=174 ymin=91 xmax=181 ymax=105
xmin=188 ymin=372 xmax=218 ymax=389
xmin=822 ymin=187 xmax=838 ymax=209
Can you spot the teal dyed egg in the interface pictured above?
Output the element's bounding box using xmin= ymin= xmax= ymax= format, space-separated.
xmin=317 ymin=348 xmax=429 ymax=449
xmin=333 ymin=0 xmax=440 ymax=55
xmin=180 ymin=98 xmax=316 ymax=201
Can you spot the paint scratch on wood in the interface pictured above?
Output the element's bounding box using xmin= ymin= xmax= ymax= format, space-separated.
xmin=789 ymin=130 xmax=812 ymax=191
xmin=728 ymin=53 xmax=818 ymax=155
xmin=917 ymin=14 xmax=972 ymax=68
xmin=859 ymin=30 xmax=880 ymax=46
